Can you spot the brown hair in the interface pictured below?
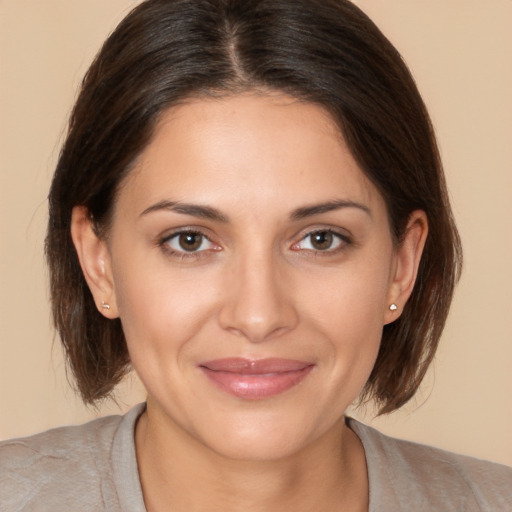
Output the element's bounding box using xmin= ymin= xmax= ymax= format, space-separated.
xmin=46 ymin=0 xmax=462 ymax=413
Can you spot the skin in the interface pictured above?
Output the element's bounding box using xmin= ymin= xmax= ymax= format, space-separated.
xmin=71 ymin=92 xmax=427 ymax=511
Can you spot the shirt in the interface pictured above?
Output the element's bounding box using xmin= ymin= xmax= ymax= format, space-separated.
xmin=1 ymin=403 xmax=511 ymax=511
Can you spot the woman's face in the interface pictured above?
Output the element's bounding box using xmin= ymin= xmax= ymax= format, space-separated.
xmin=89 ymin=93 xmax=417 ymax=460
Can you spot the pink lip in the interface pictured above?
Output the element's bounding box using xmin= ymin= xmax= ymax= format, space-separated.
xmin=199 ymin=358 xmax=314 ymax=399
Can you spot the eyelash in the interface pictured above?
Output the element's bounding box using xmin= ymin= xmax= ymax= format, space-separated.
xmin=292 ymin=229 xmax=351 ymax=254
xmin=157 ymin=228 xmax=351 ymax=260
xmin=158 ymin=230 xmax=219 ymax=259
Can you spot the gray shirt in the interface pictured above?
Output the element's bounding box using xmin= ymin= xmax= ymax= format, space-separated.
xmin=1 ymin=403 xmax=511 ymax=511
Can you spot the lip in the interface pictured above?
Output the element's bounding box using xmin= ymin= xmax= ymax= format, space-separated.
xmin=199 ymin=358 xmax=314 ymax=400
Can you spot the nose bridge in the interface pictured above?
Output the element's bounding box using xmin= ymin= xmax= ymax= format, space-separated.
xmin=219 ymin=243 xmax=297 ymax=342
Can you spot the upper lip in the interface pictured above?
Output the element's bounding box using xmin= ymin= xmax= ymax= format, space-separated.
xmin=199 ymin=358 xmax=313 ymax=374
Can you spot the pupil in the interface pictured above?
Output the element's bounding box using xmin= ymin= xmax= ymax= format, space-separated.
xmin=312 ymin=231 xmax=332 ymax=250
xmin=179 ymin=233 xmax=201 ymax=251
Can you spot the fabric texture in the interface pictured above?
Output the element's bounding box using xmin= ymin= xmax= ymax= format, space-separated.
xmin=1 ymin=403 xmax=511 ymax=511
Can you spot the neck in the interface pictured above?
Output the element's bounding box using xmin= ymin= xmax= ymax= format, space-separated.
xmin=135 ymin=402 xmax=368 ymax=512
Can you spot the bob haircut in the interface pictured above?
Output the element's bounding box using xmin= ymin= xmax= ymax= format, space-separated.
xmin=46 ymin=0 xmax=462 ymax=414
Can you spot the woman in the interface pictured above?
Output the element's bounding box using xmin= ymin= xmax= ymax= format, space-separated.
xmin=1 ymin=0 xmax=510 ymax=510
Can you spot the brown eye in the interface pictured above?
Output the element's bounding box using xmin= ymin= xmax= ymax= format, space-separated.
xmin=164 ymin=231 xmax=215 ymax=253
xmin=293 ymin=230 xmax=347 ymax=252
xmin=178 ymin=232 xmax=203 ymax=251
xmin=310 ymin=231 xmax=334 ymax=250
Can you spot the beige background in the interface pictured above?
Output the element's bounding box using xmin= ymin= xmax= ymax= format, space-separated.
xmin=1 ymin=1 xmax=511 ymax=466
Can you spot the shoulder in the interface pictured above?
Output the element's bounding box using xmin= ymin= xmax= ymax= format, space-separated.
xmin=348 ymin=418 xmax=512 ymax=511
xmin=0 ymin=405 xmax=144 ymax=511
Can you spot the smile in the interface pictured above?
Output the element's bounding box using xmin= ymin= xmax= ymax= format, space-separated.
xmin=199 ymin=358 xmax=315 ymax=400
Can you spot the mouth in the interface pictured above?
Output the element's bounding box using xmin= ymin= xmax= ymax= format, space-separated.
xmin=198 ymin=358 xmax=315 ymax=400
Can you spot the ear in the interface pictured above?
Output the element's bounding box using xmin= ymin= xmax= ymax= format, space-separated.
xmin=384 ymin=210 xmax=428 ymax=325
xmin=70 ymin=206 xmax=119 ymax=318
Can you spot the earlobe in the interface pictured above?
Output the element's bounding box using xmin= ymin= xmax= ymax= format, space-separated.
xmin=384 ymin=210 xmax=428 ymax=325
xmin=70 ymin=206 xmax=119 ymax=318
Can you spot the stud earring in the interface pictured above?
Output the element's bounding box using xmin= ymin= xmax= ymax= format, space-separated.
xmin=389 ymin=303 xmax=398 ymax=311
xmin=101 ymin=301 xmax=111 ymax=310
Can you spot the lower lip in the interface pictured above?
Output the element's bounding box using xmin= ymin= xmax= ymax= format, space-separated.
xmin=200 ymin=365 xmax=314 ymax=400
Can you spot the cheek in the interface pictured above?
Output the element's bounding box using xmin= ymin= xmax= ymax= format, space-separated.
xmin=319 ymin=288 xmax=384 ymax=377
xmin=299 ymin=253 xmax=392 ymax=381
xmin=111 ymin=253 xmax=220 ymax=360
xmin=303 ymin=257 xmax=391 ymax=334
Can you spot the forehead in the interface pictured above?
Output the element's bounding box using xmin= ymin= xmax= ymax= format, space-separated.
xmin=116 ymin=93 xmax=382 ymax=217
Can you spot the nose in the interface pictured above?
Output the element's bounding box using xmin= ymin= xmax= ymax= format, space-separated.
xmin=218 ymin=250 xmax=299 ymax=343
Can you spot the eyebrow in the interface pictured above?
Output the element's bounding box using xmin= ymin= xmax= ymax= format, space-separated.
xmin=139 ymin=198 xmax=370 ymax=222
xmin=290 ymin=200 xmax=371 ymax=220
xmin=140 ymin=200 xmax=229 ymax=222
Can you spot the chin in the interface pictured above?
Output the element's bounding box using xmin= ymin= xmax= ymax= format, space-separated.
xmin=204 ymin=425 xmax=312 ymax=462
xmin=191 ymin=404 xmax=342 ymax=462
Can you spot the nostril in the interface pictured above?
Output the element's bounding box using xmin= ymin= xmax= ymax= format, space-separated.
xmin=217 ymin=255 xmax=299 ymax=342
xmin=217 ymin=285 xmax=298 ymax=343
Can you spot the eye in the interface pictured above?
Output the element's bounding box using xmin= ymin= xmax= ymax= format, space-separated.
xmin=293 ymin=230 xmax=347 ymax=252
xmin=164 ymin=231 xmax=216 ymax=253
